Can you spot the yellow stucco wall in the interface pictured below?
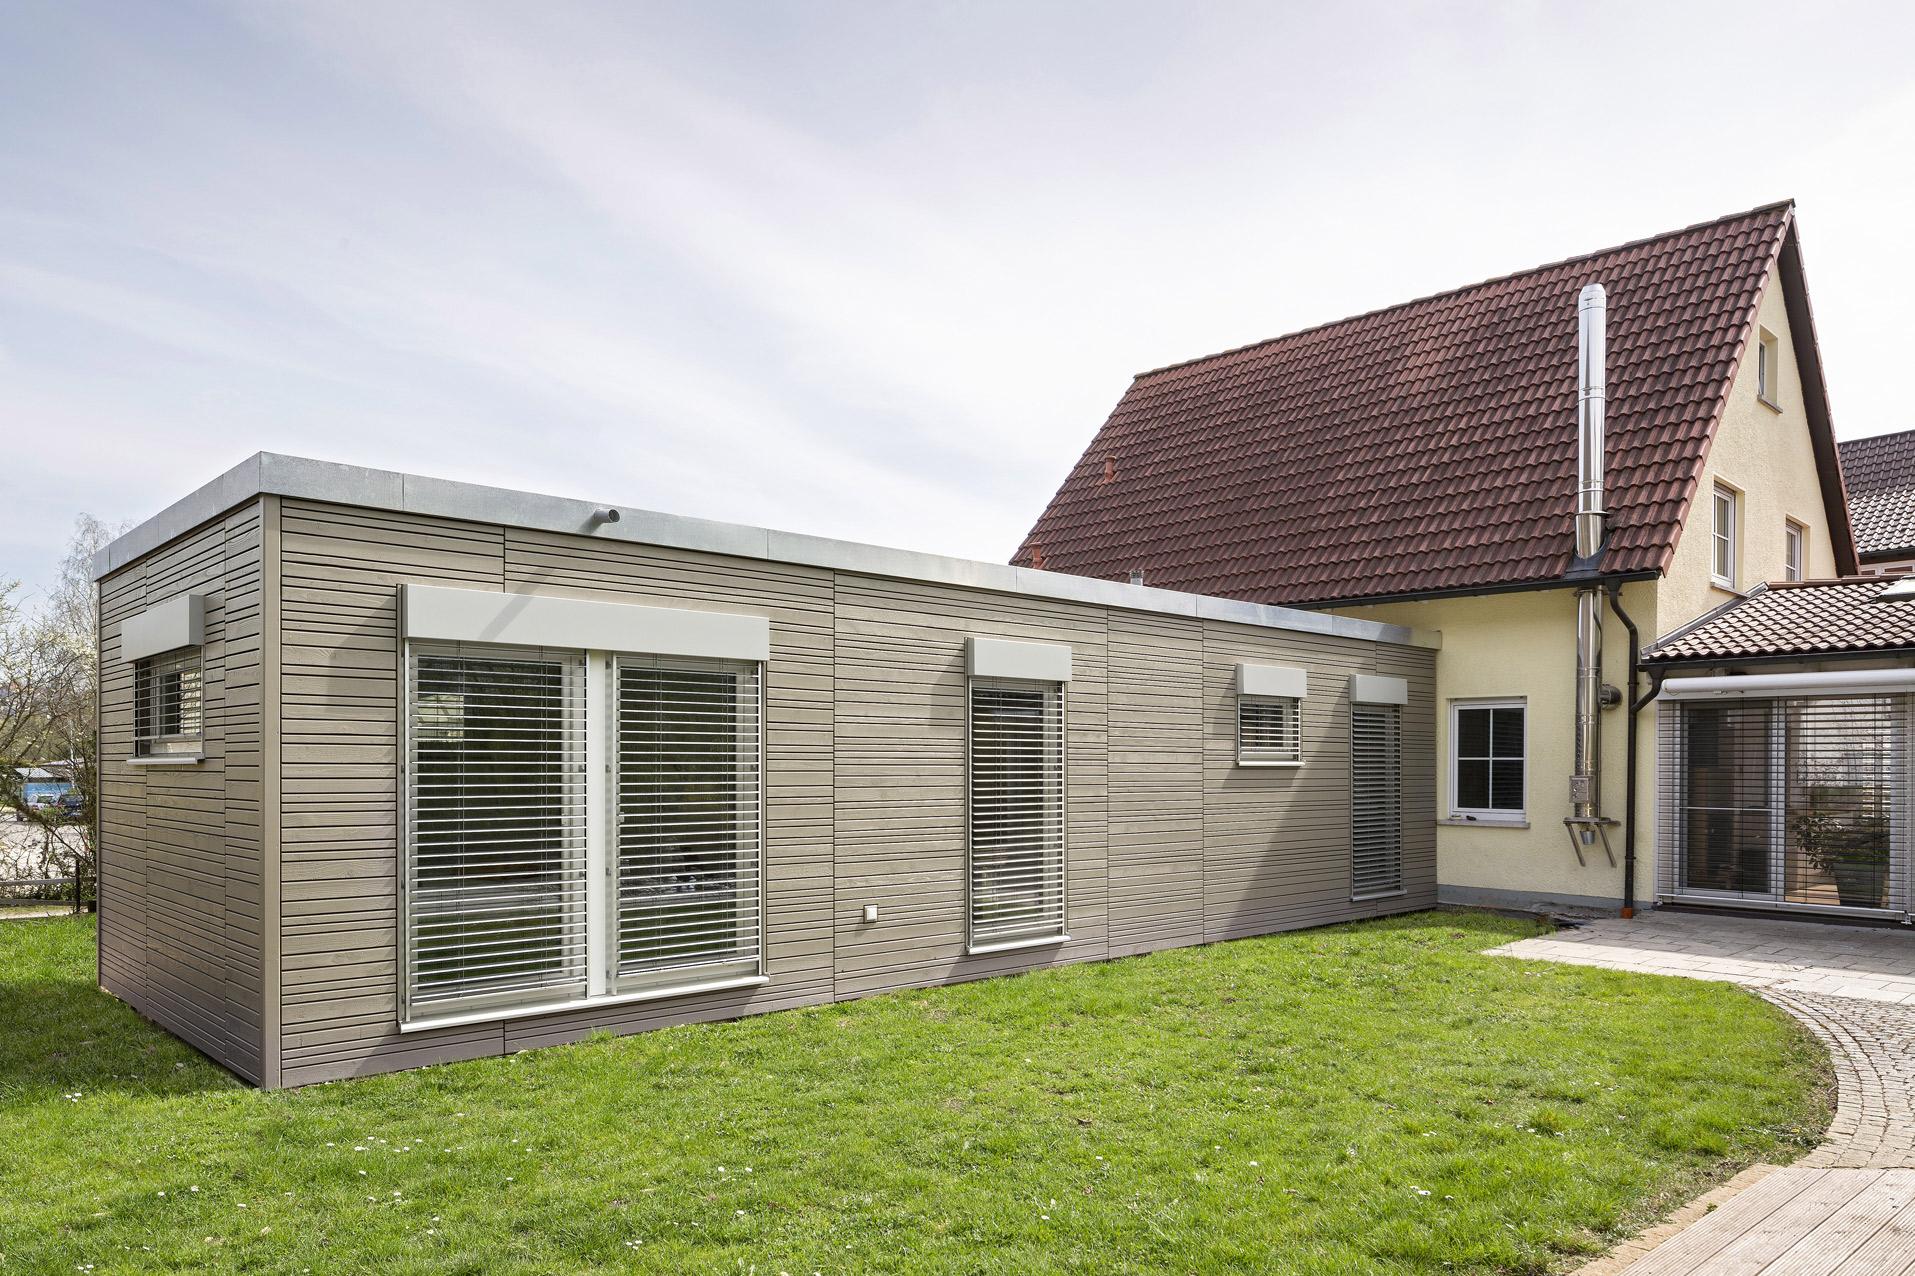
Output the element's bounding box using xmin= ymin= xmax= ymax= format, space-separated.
xmin=1336 ymin=263 xmax=1843 ymax=912
xmin=1659 ymin=262 xmax=1842 ymax=621
xmin=1340 ymin=583 xmax=1652 ymax=909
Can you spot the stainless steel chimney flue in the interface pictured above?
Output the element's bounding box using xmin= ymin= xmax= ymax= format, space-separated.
xmin=1574 ymin=284 xmax=1607 ymax=563
xmin=1567 ymin=283 xmax=1616 ymax=866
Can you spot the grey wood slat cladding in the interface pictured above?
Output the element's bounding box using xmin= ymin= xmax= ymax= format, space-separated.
xmin=96 ymin=500 xmax=267 ymax=1082
xmin=106 ymin=494 xmax=1436 ymax=1087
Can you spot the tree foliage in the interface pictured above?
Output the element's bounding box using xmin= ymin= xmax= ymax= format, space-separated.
xmin=0 ymin=516 xmax=116 ymax=904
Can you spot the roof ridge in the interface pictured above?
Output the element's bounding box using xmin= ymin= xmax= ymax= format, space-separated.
xmin=1133 ymin=198 xmax=1796 ymax=382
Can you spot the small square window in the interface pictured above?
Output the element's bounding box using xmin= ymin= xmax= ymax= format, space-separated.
xmin=134 ymin=649 xmax=204 ymax=757
xmin=1238 ymin=695 xmax=1301 ymax=765
xmin=1784 ymin=520 xmax=1805 ymax=582
xmin=1756 ymin=329 xmax=1781 ymax=407
xmin=1451 ymin=701 xmax=1525 ymax=820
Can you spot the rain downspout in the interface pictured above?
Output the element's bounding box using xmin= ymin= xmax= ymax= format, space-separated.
xmin=1606 ymin=582 xmax=1661 ymax=918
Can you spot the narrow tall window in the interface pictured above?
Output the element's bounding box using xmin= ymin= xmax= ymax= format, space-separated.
xmin=133 ymin=649 xmax=203 ymax=757
xmin=1351 ymin=703 xmax=1403 ymax=899
xmin=1239 ymin=694 xmax=1302 ymax=765
xmin=968 ymin=678 xmax=1065 ymax=948
xmin=405 ymin=645 xmax=588 ymax=1018
xmin=1756 ymin=329 xmax=1781 ymax=407
xmin=1785 ymin=521 xmax=1805 ymax=582
xmin=1451 ymin=701 xmax=1525 ymax=820
xmin=1712 ymin=484 xmax=1738 ymax=588
xmin=613 ymin=656 xmax=763 ymax=991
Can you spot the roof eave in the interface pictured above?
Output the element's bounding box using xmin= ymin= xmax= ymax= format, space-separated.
xmin=1292 ymin=568 xmax=1661 ymax=611
xmin=1642 ymin=644 xmax=1915 ymax=668
xmin=90 ymin=453 xmax=1428 ymax=649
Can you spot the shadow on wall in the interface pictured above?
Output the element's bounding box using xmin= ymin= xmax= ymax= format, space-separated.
xmin=0 ymin=916 xmax=240 ymax=1103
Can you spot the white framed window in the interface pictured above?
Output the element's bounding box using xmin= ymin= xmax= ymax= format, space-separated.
xmin=401 ymin=639 xmax=767 ymax=1026
xmin=1712 ymin=483 xmax=1739 ymax=589
xmin=968 ymin=676 xmax=1065 ymax=951
xmin=1756 ymin=328 xmax=1781 ymax=407
xmin=1784 ymin=520 xmax=1805 ymax=582
xmin=133 ymin=648 xmax=204 ymax=757
xmin=613 ymin=655 xmax=763 ymax=993
xmin=1239 ymin=695 xmax=1302 ymax=765
xmin=1450 ymin=700 xmax=1526 ymax=821
xmin=1351 ymin=703 xmax=1403 ymax=899
xmin=403 ymin=643 xmax=590 ymax=1020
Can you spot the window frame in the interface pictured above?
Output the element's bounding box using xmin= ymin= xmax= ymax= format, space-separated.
xmin=1711 ymin=483 xmax=1739 ymax=590
xmin=965 ymin=674 xmax=1068 ymax=954
xmin=1784 ymin=519 xmax=1806 ymax=582
xmin=1237 ymin=693 xmax=1303 ymax=766
xmin=132 ymin=646 xmax=205 ymax=759
xmin=399 ymin=641 xmax=592 ymax=1025
xmin=398 ymin=639 xmax=770 ymax=1032
xmin=1756 ymin=328 xmax=1781 ymax=409
xmin=609 ymin=653 xmax=766 ymax=997
xmin=1448 ymin=698 xmax=1528 ymax=824
xmin=1350 ymin=702 xmax=1405 ymax=901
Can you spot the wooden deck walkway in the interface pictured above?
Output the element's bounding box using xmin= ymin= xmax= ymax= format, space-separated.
xmin=1612 ymin=1167 xmax=1915 ymax=1275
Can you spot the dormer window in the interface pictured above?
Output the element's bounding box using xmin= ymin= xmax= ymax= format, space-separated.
xmin=1756 ymin=328 xmax=1781 ymax=409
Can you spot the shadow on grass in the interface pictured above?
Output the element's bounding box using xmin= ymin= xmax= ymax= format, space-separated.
xmin=0 ymin=917 xmax=239 ymax=1104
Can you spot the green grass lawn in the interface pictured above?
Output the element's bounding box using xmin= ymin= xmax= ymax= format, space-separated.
xmin=0 ymin=912 xmax=1828 ymax=1275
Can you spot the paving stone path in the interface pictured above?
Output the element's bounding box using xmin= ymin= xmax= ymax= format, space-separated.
xmin=1489 ymin=911 xmax=1915 ymax=1274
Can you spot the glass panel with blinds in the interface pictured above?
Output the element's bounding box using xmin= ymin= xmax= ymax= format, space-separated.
xmin=1351 ymin=703 xmax=1404 ymax=899
xmin=134 ymin=648 xmax=204 ymax=757
xmin=613 ymin=656 xmax=763 ymax=992
xmin=1675 ymin=696 xmax=1902 ymax=912
xmin=968 ymin=677 xmax=1065 ymax=947
xmin=1452 ymin=701 xmax=1524 ymax=819
xmin=1239 ymin=695 xmax=1302 ymax=765
xmin=405 ymin=645 xmax=589 ymax=1018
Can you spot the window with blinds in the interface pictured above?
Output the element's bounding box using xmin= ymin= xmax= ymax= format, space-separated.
xmin=134 ymin=648 xmax=204 ymax=757
xmin=968 ymin=677 xmax=1065 ymax=947
xmin=1239 ymin=695 xmax=1301 ymax=765
xmin=405 ymin=645 xmax=589 ymax=1018
xmin=1675 ymin=696 xmax=1900 ymax=911
xmin=1351 ymin=703 xmax=1403 ymax=899
xmin=613 ymin=656 xmax=763 ymax=990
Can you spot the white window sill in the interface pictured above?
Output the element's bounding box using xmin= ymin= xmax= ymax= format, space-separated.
xmin=967 ymin=933 xmax=1069 ymax=956
xmin=1236 ymin=759 xmax=1304 ymax=768
xmin=1439 ymin=815 xmax=1529 ymax=829
xmin=1758 ymin=396 xmax=1783 ymax=414
xmin=399 ymin=973 xmax=769 ymax=1034
xmin=1709 ymin=578 xmax=1739 ymax=595
xmin=125 ymin=755 xmax=205 ymax=767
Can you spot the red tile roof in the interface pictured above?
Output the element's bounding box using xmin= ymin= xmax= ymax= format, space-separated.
xmin=1644 ymin=579 xmax=1915 ymax=662
xmin=1016 ymin=201 xmax=1852 ymax=606
xmin=1838 ymin=429 xmax=1915 ymax=559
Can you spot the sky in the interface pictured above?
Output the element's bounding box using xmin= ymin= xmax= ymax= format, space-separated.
xmin=3 ymin=1 xmax=1914 ymax=599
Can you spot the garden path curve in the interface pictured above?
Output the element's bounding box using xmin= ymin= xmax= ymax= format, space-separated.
xmin=1489 ymin=910 xmax=1915 ymax=1275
